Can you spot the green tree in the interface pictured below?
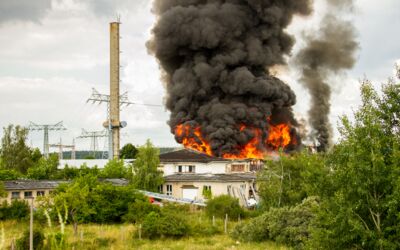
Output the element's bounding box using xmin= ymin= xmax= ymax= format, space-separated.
xmin=120 ymin=143 xmax=138 ymax=159
xmin=27 ymin=153 xmax=59 ymax=179
xmin=0 ymin=125 xmax=33 ymax=173
xmin=99 ymin=159 xmax=127 ymax=178
xmin=310 ymin=79 xmax=400 ymax=249
xmin=131 ymin=140 xmax=163 ymax=192
xmin=258 ymin=151 xmax=328 ymax=210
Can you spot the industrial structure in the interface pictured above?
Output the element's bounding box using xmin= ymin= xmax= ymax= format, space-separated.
xmin=77 ymin=129 xmax=108 ymax=158
xmin=49 ymin=138 xmax=76 ymax=160
xmin=28 ymin=121 xmax=67 ymax=158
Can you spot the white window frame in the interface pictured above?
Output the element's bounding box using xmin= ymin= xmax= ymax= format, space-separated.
xmin=166 ymin=184 xmax=173 ymax=196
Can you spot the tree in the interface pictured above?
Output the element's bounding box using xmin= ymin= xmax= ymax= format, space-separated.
xmin=0 ymin=125 xmax=33 ymax=173
xmin=99 ymin=159 xmax=127 ymax=178
xmin=131 ymin=140 xmax=163 ymax=192
xmin=310 ymin=79 xmax=400 ymax=249
xmin=258 ymin=150 xmax=328 ymax=210
xmin=27 ymin=153 xmax=59 ymax=179
xmin=120 ymin=143 xmax=138 ymax=159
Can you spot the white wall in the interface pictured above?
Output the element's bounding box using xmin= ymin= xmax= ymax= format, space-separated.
xmin=58 ymin=159 xmax=134 ymax=169
xmin=161 ymin=162 xmax=227 ymax=175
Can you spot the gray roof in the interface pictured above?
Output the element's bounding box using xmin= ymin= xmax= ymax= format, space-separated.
xmin=3 ymin=180 xmax=68 ymax=191
xmin=164 ymin=173 xmax=256 ymax=182
xmin=160 ymin=149 xmax=229 ymax=163
xmin=3 ymin=178 xmax=129 ymax=191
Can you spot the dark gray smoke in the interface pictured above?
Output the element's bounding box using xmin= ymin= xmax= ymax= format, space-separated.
xmin=295 ymin=0 xmax=358 ymax=152
xmin=147 ymin=0 xmax=312 ymax=157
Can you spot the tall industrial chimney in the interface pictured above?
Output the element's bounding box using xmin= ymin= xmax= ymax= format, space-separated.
xmin=110 ymin=21 xmax=120 ymax=159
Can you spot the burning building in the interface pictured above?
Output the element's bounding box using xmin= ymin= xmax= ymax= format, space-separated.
xmin=147 ymin=0 xmax=313 ymax=159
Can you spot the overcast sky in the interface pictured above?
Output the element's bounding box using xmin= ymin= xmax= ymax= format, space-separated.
xmin=0 ymin=0 xmax=399 ymax=153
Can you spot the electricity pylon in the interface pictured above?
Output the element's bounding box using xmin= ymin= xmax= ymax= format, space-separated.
xmin=87 ymin=88 xmax=133 ymax=160
xmin=49 ymin=138 xmax=76 ymax=160
xmin=28 ymin=121 xmax=67 ymax=158
xmin=77 ymin=129 xmax=108 ymax=158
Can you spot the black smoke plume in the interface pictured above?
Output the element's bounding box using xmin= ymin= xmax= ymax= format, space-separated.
xmin=147 ymin=0 xmax=312 ymax=157
xmin=295 ymin=0 xmax=358 ymax=152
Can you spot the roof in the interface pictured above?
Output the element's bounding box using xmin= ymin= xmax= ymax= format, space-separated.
xmin=3 ymin=178 xmax=129 ymax=190
xmin=164 ymin=173 xmax=256 ymax=182
xmin=159 ymin=149 xmax=228 ymax=163
xmin=3 ymin=180 xmax=68 ymax=191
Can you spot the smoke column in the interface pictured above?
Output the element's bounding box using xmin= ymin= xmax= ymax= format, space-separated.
xmin=147 ymin=0 xmax=312 ymax=157
xmin=295 ymin=0 xmax=358 ymax=151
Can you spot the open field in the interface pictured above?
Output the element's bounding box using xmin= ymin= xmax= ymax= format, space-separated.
xmin=1 ymin=220 xmax=287 ymax=250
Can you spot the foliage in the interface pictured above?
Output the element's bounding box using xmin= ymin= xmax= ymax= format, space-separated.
xmin=309 ymin=79 xmax=400 ymax=249
xmin=0 ymin=125 xmax=34 ymax=173
xmin=0 ymin=200 xmax=29 ymax=221
xmin=131 ymin=140 xmax=163 ymax=192
xmin=205 ymin=195 xmax=245 ymax=220
xmin=120 ymin=143 xmax=138 ymax=159
xmin=258 ymin=151 xmax=328 ymax=210
xmin=99 ymin=159 xmax=128 ymax=178
xmin=141 ymin=208 xmax=190 ymax=239
xmin=122 ymin=199 xmax=160 ymax=223
xmin=16 ymin=227 xmax=45 ymax=250
xmin=202 ymin=186 xmax=212 ymax=199
xmin=27 ymin=154 xmax=59 ymax=180
xmin=231 ymin=196 xmax=319 ymax=249
xmin=0 ymin=169 xmax=22 ymax=180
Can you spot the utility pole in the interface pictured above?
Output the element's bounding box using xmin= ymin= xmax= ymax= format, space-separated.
xmin=77 ymin=129 xmax=108 ymax=158
xmin=49 ymin=138 xmax=76 ymax=160
xmin=29 ymin=198 xmax=33 ymax=250
xmin=28 ymin=121 xmax=67 ymax=158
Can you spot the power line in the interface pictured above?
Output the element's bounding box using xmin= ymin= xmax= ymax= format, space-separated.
xmin=28 ymin=121 xmax=67 ymax=158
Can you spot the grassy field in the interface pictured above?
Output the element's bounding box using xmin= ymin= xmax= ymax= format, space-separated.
xmin=1 ymin=220 xmax=287 ymax=250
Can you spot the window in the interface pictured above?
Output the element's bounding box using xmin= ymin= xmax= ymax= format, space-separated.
xmin=176 ymin=165 xmax=195 ymax=173
xmin=11 ymin=192 xmax=20 ymax=199
xmin=231 ymin=164 xmax=245 ymax=172
xmin=227 ymin=185 xmax=232 ymax=195
xmin=158 ymin=185 xmax=163 ymax=193
xmin=24 ymin=191 xmax=33 ymax=198
xmin=37 ymin=191 xmax=45 ymax=196
xmin=166 ymin=185 xmax=172 ymax=196
xmin=203 ymin=185 xmax=211 ymax=191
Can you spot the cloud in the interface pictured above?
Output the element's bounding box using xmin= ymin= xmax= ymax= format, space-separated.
xmin=0 ymin=0 xmax=52 ymax=24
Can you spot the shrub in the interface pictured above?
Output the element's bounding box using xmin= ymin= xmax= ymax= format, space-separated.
xmin=141 ymin=208 xmax=190 ymax=239
xmin=231 ymin=196 xmax=319 ymax=249
xmin=16 ymin=228 xmax=45 ymax=250
xmin=0 ymin=200 xmax=29 ymax=221
xmin=205 ymin=195 xmax=244 ymax=220
xmin=123 ymin=199 xmax=160 ymax=223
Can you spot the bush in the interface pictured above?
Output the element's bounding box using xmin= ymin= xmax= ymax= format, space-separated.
xmin=123 ymin=199 xmax=160 ymax=223
xmin=16 ymin=228 xmax=45 ymax=250
xmin=141 ymin=208 xmax=190 ymax=239
xmin=231 ymin=196 xmax=319 ymax=249
xmin=205 ymin=195 xmax=244 ymax=220
xmin=0 ymin=200 xmax=29 ymax=221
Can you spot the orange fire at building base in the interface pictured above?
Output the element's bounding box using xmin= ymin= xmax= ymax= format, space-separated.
xmin=175 ymin=121 xmax=295 ymax=160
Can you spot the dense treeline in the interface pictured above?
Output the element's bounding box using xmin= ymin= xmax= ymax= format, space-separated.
xmin=233 ymin=75 xmax=400 ymax=249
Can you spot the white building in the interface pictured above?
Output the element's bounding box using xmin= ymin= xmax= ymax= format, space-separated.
xmin=159 ymin=149 xmax=262 ymax=206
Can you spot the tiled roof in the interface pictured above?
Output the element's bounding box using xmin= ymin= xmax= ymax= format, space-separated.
xmin=3 ymin=180 xmax=68 ymax=190
xmin=159 ymin=149 xmax=228 ymax=163
xmin=3 ymin=178 xmax=129 ymax=190
xmin=164 ymin=173 xmax=256 ymax=182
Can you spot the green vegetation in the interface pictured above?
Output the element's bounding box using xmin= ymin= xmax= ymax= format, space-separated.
xmin=205 ymin=195 xmax=245 ymax=220
xmin=131 ymin=139 xmax=163 ymax=192
xmin=120 ymin=143 xmax=138 ymax=159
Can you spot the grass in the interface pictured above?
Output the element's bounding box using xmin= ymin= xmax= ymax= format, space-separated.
xmin=1 ymin=220 xmax=287 ymax=250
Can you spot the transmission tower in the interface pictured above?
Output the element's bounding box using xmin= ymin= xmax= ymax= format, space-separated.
xmin=49 ymin=138 xmax=76 ymax=160
xmin=77 ymin=129 xmax=108 ymax=158
xmin=28 ymin=121 xmax=67 ymax=158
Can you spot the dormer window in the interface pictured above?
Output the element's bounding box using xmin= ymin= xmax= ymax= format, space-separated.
xmin=231 ymin=164 xmax=245 ymax=172
xmin=176 ymin=165 xmax=196 ymax=173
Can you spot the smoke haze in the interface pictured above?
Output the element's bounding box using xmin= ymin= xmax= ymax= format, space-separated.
xmin=295 ymin=0 xmax=358 ymax=151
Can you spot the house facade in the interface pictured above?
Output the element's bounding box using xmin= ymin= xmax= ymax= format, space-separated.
xmin=159 ymin=149 xmax=262 ymax=206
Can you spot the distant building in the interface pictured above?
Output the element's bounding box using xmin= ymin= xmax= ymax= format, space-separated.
xmin=58 ymin=159 xmax=134 ymax=169
xmin=159 ymin=149 xmax=262 ymax=206
xmin=1 ymin=179 xmax=129 ymax=206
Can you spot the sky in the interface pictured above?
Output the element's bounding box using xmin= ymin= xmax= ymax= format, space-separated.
xmin=0 ymin=0 xmax=399 ymax=153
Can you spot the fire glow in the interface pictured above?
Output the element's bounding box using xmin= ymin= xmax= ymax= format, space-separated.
xmin=175 ymin=121 xmax=294 ymax=160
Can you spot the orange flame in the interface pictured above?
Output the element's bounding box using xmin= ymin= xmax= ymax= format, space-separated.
xmin=174 ymin=121 xmax=294 ymax=160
